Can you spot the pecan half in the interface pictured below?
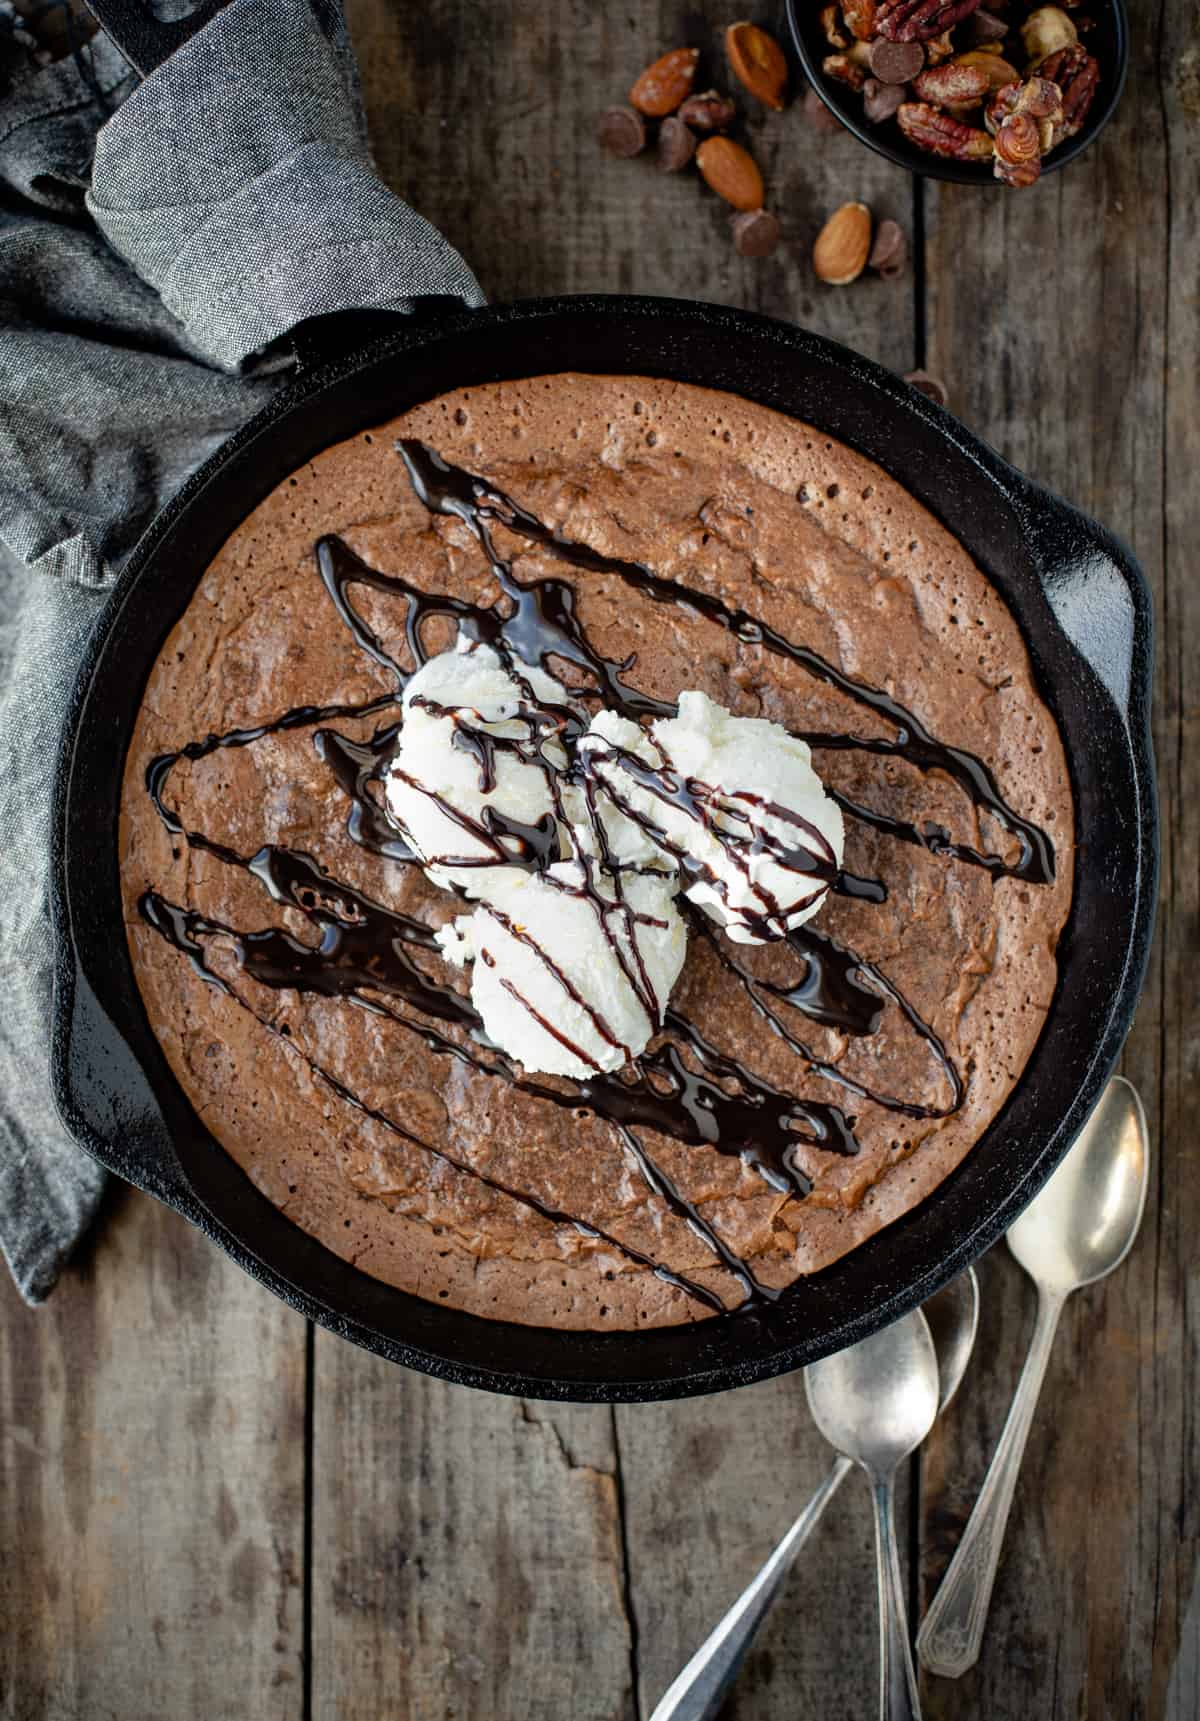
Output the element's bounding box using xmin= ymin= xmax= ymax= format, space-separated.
xmin=897 ymin=100 xmax=994 ymax=156
xmin=843 ymin=0 xmax=880 ymax=40
xmin=913 ymin=60 xmax=990 ymax=102
xmin=876 ymin=0 xmax=982 ymax=43
xmin=1039 ymin=42 xmax=1099 ymax=138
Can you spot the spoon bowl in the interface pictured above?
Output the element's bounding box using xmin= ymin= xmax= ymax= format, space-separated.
xmin=649 ymin=1269 xmax=978 ymax=1721
xmin=918 ymin=1077 xmax=1151 ymax=1680
xmin=923 ymin=1265 xmax=980 ymax=1415
xmin=805 ymin=1307 xmax=940 ymax=1468
xmin=1007 ymin=1076 xmax=1149 ymax=1292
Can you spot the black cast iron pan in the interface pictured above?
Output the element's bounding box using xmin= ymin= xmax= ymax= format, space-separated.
xmin=50 ymin=295 xmax=1157 ymax=1401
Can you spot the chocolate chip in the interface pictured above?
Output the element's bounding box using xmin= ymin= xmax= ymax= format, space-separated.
xmin=657 ymin=115 xmax=697 ymax=172
xmin=862 ymin=77 xmax=906 ymax=122
xmin=802 ymin=86 xmax=843 ymax=133
xmin=904 ymin=369 xmax=949 ymax=408
xmin=596 ymin=106 xmax=648 ymax=158
xmin=968 ymin=9 xmax=1010 ymax=41
xmin=869 ymin=39 xmax=925 ymax=83
xmin=730 ymin=208 xmax=781 ymax=256
xmin=868 ymin=217 xmax=908 ymax=278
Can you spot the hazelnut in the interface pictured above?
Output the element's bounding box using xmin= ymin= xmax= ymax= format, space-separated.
xmin=677 ymin=90 xmax=738 ymax=132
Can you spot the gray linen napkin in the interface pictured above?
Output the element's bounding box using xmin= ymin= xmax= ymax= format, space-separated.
xmin=0 ymin=0 xmax=483 ymax=1303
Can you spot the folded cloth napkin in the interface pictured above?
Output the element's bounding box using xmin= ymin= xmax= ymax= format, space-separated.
xmin=0 ymin=0 xmax=483 ymax=1303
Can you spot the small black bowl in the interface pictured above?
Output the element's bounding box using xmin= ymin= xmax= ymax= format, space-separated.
xmin=785 ymin=0 xmax=1128 ymax=185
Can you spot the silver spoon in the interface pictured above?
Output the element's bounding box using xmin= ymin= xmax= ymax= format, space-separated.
xmin=917 ymin=1077 xmax=1149 ymax=1679
xmin=807 ymin=1308 xmax=939 ymax=1721
xmin=649 ymin=1269 xmax=978 ymax=1721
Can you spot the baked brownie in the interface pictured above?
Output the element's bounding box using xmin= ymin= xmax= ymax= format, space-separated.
xmin=119 ymin=375 xmax=1074 ymax=1329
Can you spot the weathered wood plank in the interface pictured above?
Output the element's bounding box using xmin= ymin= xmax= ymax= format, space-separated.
xmin=919 ymin=0 xmax=1199 ymax=1706
xmin=342 ymin=6 xmax=923 ymax=1718
xmin=0 ymin=1192 xmax=307 ymax=1720
xmin=616 ymin=1378 xmax=908 ymax=1719
xmin=345 ymin=0 xmax=917 ymax=373
xmin=310 ymin=1341 xmax=634 ymax=1720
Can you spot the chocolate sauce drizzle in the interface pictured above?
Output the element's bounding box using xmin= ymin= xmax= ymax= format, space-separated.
xmin=138 ymin=438 xmax=1055 ymax=1315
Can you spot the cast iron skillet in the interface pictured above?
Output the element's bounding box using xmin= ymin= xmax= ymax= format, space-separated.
xmin=51 ymin=296 xmax=1156 ymax=1401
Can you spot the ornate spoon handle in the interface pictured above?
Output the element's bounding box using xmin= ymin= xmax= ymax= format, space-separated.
xmin=917 ymin=1287 xmax=1067 ymax=1678
xmin=649 ymin=1456 xmax=853 ymax=1721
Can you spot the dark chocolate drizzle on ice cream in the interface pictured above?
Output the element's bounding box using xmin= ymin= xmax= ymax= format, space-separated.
xmin=139 ymin=439 xmax=1055 ymax=1314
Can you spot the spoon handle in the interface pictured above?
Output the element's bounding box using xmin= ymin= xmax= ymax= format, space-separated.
xmin=917 ymin=1286 xmax=1067 ymax=1679
xmin=870 ymin=1471 xmax=922 ymax=1721
xmin=648 ymin=1455 xmax=853 ymax=1721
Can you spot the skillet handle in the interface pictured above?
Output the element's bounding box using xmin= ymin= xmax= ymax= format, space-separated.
xmin=283 ymin=300 xmax=478 ymax=375
xmin=52 ymin=954 xmax=204 ymax=1222
xmin=82 ymin=0 xmax=231 ymax=76
xmin=1015 ymin=480 xmax=1151 ymax=723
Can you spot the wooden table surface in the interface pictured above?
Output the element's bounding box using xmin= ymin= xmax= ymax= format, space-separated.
xmin=2 ymin=2 xmax=1197 ymax=1716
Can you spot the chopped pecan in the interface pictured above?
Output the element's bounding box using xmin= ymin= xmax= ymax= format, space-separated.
xmin=876 ymin=0 xmax=982 ymax=43
xmin=913 ymin=60 xmax=990 ymax=102
xmin=823 ymin=51 xmax=869 ymax=89
xmin=842 ymin=0 xmax=880 ymax=39
xmin=1038 ymin=42 xmax=1099 ymax=138
xmin=994 ymin=140 xmax=1043 ymax=183
xmin=897 ymin=99 xmax=994 ymax=155
xmin=924 ymin=28 xmax=957 ymax=60
xmin=986 ymin=72 xmax=1062 ymax=137
xmin=821 ymin=4 xmax=850 ymax=48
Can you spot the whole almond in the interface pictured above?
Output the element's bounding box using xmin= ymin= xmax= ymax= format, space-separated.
xmin=813 ymin=201 xmax=872 ymax=285
xmin=630 ymin=47 xmax=700 ymax=117
xmin=725 ymin=21 xmax=789 ymax=109
xmin=696 ymin=136 xmax=765 ymax=210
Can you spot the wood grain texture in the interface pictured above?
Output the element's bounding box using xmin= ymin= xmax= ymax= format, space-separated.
xmin=0 ymin=1191 xmax=307 ymax=1721
xmin=310 ymin=1341 xmax=633 ymax=1719
xmin=920 ymin=0 xmax=1199 ymax=1709
xmin=616 ymin=1377 xmax=908 ymax=1719
xmin=343 ymin=0 xmax=917 ymax=371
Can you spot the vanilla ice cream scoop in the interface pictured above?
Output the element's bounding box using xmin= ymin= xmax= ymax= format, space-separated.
xmin=436 ymin=862 xmax=686 ymax=1079
xmin=578 ymin=691 xmax=844 ymax=943
xmin=385 ymin=639 xmax=576 ymax=896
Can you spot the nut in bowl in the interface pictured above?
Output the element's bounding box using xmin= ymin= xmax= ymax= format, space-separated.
xmin=786 ymin=0 xmax=1128 ymax=183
